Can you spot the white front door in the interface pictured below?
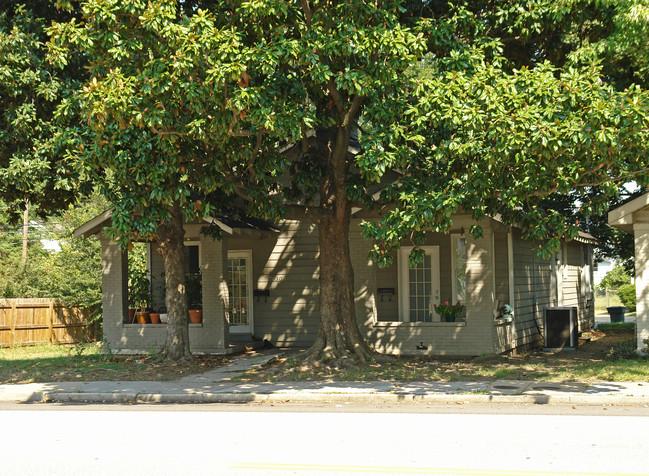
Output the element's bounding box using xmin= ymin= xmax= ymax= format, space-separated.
xmin=398 ymin=246 xmax=441 ymax=322
xmin=227 ymin=250 xmax=254 ymax=334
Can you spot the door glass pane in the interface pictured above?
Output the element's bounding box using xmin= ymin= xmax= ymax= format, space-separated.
xmin=408 ymin=255 xmax=433 ymax=323
xmin=228 ymin=257 xmax=248 ymax=325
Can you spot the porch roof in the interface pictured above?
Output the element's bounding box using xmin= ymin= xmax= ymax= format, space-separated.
xmin=73 ymin=209 xmax=277 ymax=239
xmin=608 ymin=192 xmax=649 ymax=233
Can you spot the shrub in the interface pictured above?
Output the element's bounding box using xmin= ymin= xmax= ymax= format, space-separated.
xmin=598 ymin=265 xmax=632 ymax=291
xmin=598 ymin=322 xmax=635 ymax=333
xmin=617 ymin=283 xmax=636 ymax=311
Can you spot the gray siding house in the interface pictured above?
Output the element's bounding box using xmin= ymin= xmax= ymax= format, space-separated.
xmin=75 ymin=212 xmax=596 ymax=356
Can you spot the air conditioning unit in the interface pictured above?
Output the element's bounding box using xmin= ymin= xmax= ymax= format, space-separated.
xmin=543 ymin=307 xmax=578 ymax=350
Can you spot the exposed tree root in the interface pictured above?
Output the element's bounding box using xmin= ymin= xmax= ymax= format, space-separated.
xmin=297 ymin=337 xmax=394 ymax=371
xmin=158 ymin=344 xmax=193 ymax=363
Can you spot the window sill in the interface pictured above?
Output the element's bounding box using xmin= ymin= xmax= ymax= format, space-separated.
xmin=373 ymin=321 xmax=467 ymax=328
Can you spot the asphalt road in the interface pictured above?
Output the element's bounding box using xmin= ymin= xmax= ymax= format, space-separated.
xmin=1 ymin=403 xmax=648 ymax=475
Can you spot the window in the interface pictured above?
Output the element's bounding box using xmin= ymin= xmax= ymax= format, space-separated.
xmin=451 ymin=236 xmax=467 ymax=304
xmin=184 ymin=243 xmax=201 ymax=312
xmin=183 ymin=243 xmax=200 ymax=275
xmin=398 ymin=246 xmax=440 ymax=322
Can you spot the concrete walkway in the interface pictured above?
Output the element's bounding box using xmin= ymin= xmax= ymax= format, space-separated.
xmin=2 ymin=349 xmax=649 ymax=406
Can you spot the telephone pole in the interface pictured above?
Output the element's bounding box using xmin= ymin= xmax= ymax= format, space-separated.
xmin=22 ymin=200 xmax=28 ymax=264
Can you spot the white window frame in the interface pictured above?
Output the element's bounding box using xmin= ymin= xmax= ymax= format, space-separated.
xmin=450 ymin=235 xmax=467 ymax=305
xmin=397 ymin=246 xmax=440 ymax=322
xmin=507 ymin=232 xmax=515 ymax=315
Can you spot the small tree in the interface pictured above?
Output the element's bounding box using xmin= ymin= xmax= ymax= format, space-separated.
xmin=617 ymin=283 xmax=636 ymax=311
xmin=598 ymin=265 xmax=632 ymax=291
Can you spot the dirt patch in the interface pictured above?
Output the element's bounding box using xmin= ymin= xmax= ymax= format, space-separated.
xmin=238 ymin=328 xmax=645 ymax=384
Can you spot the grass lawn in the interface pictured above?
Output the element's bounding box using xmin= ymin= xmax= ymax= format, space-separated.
xmin=238 ymin=324 xmax=649 ymax=384
xmin=2 ymin=324 xmax=648 ymax=385
xmin=0 ymin=343 xmax=230 ymax=384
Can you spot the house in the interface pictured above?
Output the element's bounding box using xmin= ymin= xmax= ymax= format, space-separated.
xmin=75 ymin=211 xmax=596 ymax=355
xmin=608 ymin=193 xmax=649 ymax=352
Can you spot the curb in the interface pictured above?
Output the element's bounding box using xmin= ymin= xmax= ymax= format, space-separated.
xmin=44 ymin=391 xmax=649 ymax=406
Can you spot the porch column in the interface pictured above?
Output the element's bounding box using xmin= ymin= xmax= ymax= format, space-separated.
xmin=634 ymin=223 xmax=649 ymax=353
xmin=466 ymin=228 xmax=495 ymax=352
xmin=100 ymin=236 xmax=128 ymax=348
xmin=200 ymin=236 xmax=229 ymax=351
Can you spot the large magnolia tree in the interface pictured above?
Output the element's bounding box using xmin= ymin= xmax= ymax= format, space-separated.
xmin=49 ymin=1 xmax=248 ymax=360
xmin=51 ymin=0 xmax=649 ymax=363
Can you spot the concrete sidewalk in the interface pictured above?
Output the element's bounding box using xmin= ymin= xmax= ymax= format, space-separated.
xmin=2 ymin=349 xmax=649 ymax=406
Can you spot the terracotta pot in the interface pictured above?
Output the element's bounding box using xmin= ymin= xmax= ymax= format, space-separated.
xmin=135 ymin=311 xmax=149 ymax=324
xmin=188 ymin=310 xmax=203 ymax=324
xmin=149 ymin=313 xmax=161 ymax=324
xmin=128 ymin=308 xmax=136 ymax=323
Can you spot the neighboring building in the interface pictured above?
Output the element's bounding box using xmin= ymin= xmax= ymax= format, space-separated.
xmin=608 ymin=193 xmax=649 ymax=352
xmin=75 ymin=211 xmax=596 ymax=356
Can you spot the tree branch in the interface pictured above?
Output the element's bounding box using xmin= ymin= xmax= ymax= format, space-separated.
xmin=327 ymin=78 xmax=345 ymax=117
xmin=227 ymin=111 xmax=269 ymax=137
xmin=529 ymin=166 xmax=649 ymax=197
xmin=247 ymin=132 xmax=264 ymax=174
xmin=151 ymin=126 xmax=189 ymax=137
xmin=343 ymin=95 xmax=364 ymax=130
xmin=300 ymin=0 xmax=313 ymax=28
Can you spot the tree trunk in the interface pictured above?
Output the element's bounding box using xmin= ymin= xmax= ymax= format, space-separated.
xmin=302 ymin=127 xmax=378 ymax=366
xmin=156 ymin=201 xmax=192 ymax=361
xmin=302 ymin=211 xmax=376 ymax=366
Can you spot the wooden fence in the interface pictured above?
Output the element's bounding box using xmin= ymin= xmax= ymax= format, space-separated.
xmin=0 ymin=298 xmax=93 ymax=348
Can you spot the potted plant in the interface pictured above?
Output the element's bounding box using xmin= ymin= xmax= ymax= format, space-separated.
xmin=498 ymin=304 xmax=514 ymax=319
xmin=186 ymin=272 xmax=202 ymax=323
xmin=434 ymin=301 xmax=465 ymax=322
xmin=129 ymin=271 xmax=151 ymax=324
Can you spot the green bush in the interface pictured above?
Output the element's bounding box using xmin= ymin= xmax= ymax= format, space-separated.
xmin=0 ymin=193 xmax=107 ymax=338
xmin=598 ymin=265 xmax=632 ymax=291
xmin=617 ymin=283 xmax=636 ymax=311
xmin=598 ymin=322 xmax=635 ymax=333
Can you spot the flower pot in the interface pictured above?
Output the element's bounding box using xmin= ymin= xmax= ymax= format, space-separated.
xmin=445 ymin=315 xmax=456 ymax=322
xmin=135 ymin=311 xmax=149 ymax=324
xmin=128 ymin=308 xmax=136 ymax=323
xmin=188 ymin=310 xmax=203 ymax=324
xmin=149 ymin=312 xmax=161 ymax=324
